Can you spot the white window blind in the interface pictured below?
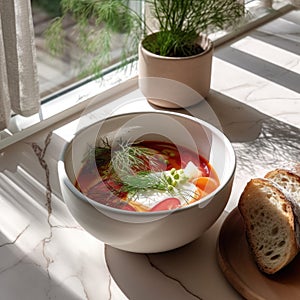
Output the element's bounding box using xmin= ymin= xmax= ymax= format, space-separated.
xmin=0 ymin=0 xmax=40 ymax=130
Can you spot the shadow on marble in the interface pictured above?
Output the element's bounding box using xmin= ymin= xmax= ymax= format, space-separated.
xmin=225 ymin=115 xmax=300 ymax=211
xmin=250 ymin=29 xmax=300 ymax=56
xmin=214 ymin=10 xmax=300 ymax=94
xmin=282 ymin=10 xmax=300 ymax=27
xmin=0 ymin=227 xmax=87 ymax=300
xmin=214 ymin=46 xmax=300 ymax=94
xmin=150 ymin=89 xmax=266 ymax=143
xmin=253 ymin=11 xmax=300 ymax=54
xmin=233 ymin=116 xmax=300 ymax=176
xmin=205 ymin=90 xmax=266 ymax=142
xmin=105 ymin=212 xmax=242 ymax=300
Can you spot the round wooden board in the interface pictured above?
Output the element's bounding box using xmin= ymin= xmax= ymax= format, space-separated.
xmin=217 ymin=208 xmax=300 ymax=300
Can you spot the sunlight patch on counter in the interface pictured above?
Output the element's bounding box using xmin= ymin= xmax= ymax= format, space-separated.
xmin=211 ymin=56 xmax=300 ymax=129
xmin=230 ymin=36 xmax=300 ymax=75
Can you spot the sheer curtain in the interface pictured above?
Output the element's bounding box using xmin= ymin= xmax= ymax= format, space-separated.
xmin=0 ymin=0 xmax=39 ymax=130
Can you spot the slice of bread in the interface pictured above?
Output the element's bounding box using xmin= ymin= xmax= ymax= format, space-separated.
xmin=238 ymin=178 xmax=299 ymax=274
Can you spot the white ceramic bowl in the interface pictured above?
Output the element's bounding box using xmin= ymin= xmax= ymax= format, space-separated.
xmin=58 ymin=111 xmax=236 ymax=253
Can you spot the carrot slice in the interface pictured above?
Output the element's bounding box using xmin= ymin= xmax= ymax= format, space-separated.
xmin=194 ymin=177 xmax=219 ymax=194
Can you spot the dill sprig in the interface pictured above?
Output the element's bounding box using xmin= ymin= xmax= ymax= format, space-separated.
xmin=110 ymin=141 xmax=158 ymax=175
xmin=120 ymin=168 xmax=188 ymax=194
xmin=121 ymin=171 xmax=169 ymax=192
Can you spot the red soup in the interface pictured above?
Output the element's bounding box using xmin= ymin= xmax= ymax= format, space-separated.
xmin=75 ymin=140 xmax=219 ymax=212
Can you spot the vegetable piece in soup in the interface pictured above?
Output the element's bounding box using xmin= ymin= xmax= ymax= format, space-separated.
xmin=75 ymin=140 xmax=219 ymax=212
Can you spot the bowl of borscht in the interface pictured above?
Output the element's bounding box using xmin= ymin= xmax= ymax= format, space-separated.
xmin=58 ymin=111 xmax=236 ymax=253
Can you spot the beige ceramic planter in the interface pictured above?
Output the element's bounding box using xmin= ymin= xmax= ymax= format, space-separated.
xmin=138 ymin=34 xmax=213 ymax=108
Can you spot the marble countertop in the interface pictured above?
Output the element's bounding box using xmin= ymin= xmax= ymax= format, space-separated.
xmin=0 ymin=9 xmax=299 ymax=300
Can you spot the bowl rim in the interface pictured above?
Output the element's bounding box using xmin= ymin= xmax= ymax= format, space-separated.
xmin=58 ymin=110 xmax=236 ymax=216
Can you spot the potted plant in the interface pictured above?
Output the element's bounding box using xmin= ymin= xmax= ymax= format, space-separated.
xmin=46 ymin=0 xmax=245 ymax=107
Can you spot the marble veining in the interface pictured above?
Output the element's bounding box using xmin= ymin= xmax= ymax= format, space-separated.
xmin=145 ymin=254 xmax=203 ymax=300
xmin=0 ymin=133 xmax=119 ymax=300
xmin=31 ymin=132 xmax=53 ymax=219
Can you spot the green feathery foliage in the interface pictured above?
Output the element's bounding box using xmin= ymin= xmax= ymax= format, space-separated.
xmin=45 ymin=0 xmax=246 ymax=76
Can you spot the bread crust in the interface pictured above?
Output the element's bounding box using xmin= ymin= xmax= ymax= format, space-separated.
xmin=265 ymin=168 xmax=300 ymax=187
xmin=265 ymin=168 xmax=300 ymax=247
xmin=238 ymin=178 xmax=299 ymax=274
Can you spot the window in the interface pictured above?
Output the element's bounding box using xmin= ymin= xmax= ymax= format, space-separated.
xmin=32 ymin=0 xmax=142 ymax=98
xmin=0 ymin=0 xmax=294 ymax=149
